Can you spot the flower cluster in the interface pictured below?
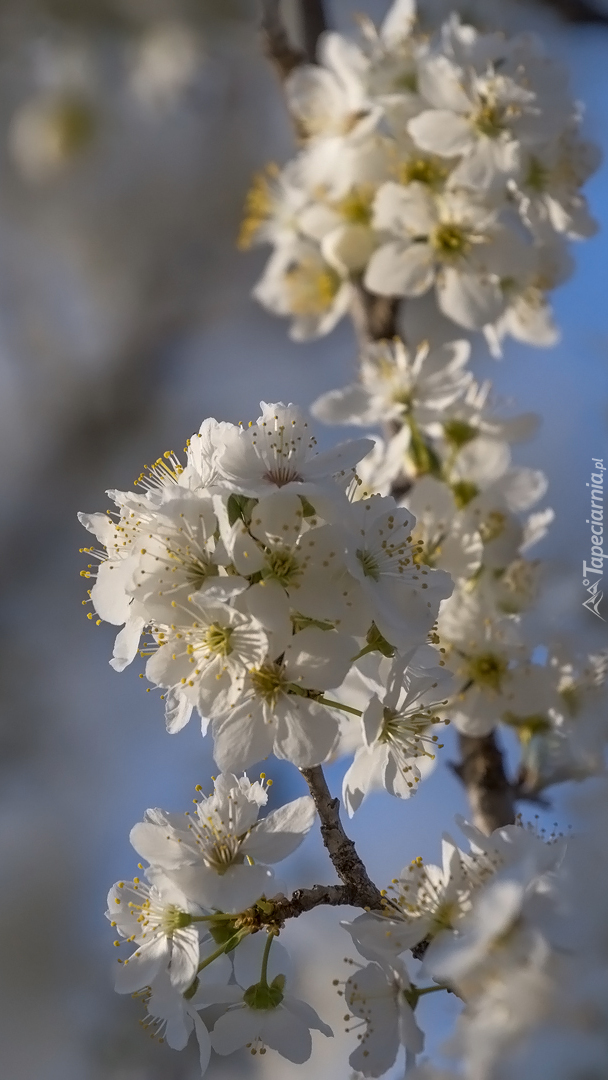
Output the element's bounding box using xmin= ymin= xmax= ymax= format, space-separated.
xmin=78 ymin=2 xmax=608 ymax=1076
xmin=313 ymin=333 xmax=607 ymax=791
xmin=80 ymin=400 xmax=454 ymax=789
xmin=107 ymin=771 xmax=332 ymax=1070
xmin=243 ymin=0 xmax=599 ymax=348
xmin=337 ymin=814 xmax=568 ymax=1078
xmin=396 ymin=775 xmax=608 ymax=1080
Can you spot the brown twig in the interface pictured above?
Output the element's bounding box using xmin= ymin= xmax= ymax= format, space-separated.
xmin=537 ymin=0 xmax=608 ymax=22
xmin=260 ymin=0 xmax=304 ymax=80
xmin=260 ymin=0 xmax=329 ymax=82
xmin=300 ymin=0 xmax=329 ymax=61
xmin=452 ymin=732 xmax=516 ymax=834
xmin=350 ymin=282 xmax=401 ymax=349
xmin=260 ymin=883 xmax=373 ymax=926
xmin=300 ymin=765 xmax=385 ymax=909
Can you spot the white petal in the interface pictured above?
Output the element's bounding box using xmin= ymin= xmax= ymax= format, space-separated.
xmin=261 ymin=1006 xmax=313 ymax=1063
xmin=311 ymin=384 xmax=376 ymax=426
xmin=418 ymin=55 xmax=471 ymax=112
xmin=191 ymin=1010 xmax=212 ymax=1075
xmin=129 ymin=821 xmax=186 ymax=869
xmin=397 ymin=998 xmax=425 ymax=1054
xmin=78 ymin=510 xmax=118 ymax=547
xmin=244 ymin=580 xmax=292 ymax=639
xmin=438 ymin=268 xmax=504 ymax=330
xmin=283 ymin=995 xmax=333 ymax=1037
xmin=249 ymin=491 xmax=303 ymax=546
xmin=322 ymin=223 xmax=377 ymax=274
xmin=373 ymin=181 xmax=437 ymax=235
xmin=274 ymin=699 xmax=340 ymax=767
xmin=362 ymin=695 xmax=384 ymax=746
xmin=169 ymin=925 xmax=200 ymax=991
xmin=212 ymin=704 xmax=275 ymax=773
xmin=381 ymin=0 xmax=416 ymax=46
xmin=408 ymin=110 xmax=474 ymax=157
xmin=284 ymin=627 xmax=355 ymax=691
xmin=366 ymin=240 xmax=434 ymax=298
xmin=342 ymin=747 xmax=376 ymax=816
xmin=114 ymin=935 xmax=167 ymax=994
xmin=91 ymin=557 xmax=135 ymax=625
xmin=303 ymin=437 xmax=375 ymax=481
xmin=211 ymin=1006 xmax=262 ymax=1055
xmin=165 ymin=689 xmax=193 ymax=734
xmin=109 ymin=615 xmax=145 ymax=672
xmin=242 ymin=795 xmax=316 ymax=862
xmin=452 ymin=437 xmax=511 ymax=487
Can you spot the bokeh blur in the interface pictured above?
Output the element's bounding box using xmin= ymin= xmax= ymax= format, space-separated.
xmin=0 ymin=1 xmax=607 ymax=1077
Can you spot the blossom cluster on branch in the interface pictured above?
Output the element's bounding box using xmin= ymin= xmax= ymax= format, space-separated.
xmin=313 ymin=333 xmax=608 ymax=800
xmin=245 ymin=0 xmax=599 ymax=351
xmin=77 ymin=0 xmax=608 ymax=1076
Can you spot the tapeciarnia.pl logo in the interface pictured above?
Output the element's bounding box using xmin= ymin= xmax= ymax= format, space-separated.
xmin=583 ymin=458 xmax=606 ymax=620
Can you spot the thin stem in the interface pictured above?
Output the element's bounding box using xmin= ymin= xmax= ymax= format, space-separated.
xmin=191 ymin=913 xmax=235 ymax=923
xmin=415 ymin=984 xmax=448 ymax=997
xmin=196 ymin=941 xmax=236 ymax=974
xmin=259 ymin=930 xmax=275 ymax=987
xmin=317 ymin=696 xmax=362 ymax=717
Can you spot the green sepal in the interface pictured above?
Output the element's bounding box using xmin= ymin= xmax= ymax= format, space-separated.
xmin=299 ymin=496 xmax=317 ymax=518
xmin=243 ymin=974 xmax=286 ymax=1010
xmin=451 ymin=480 xmax=479 ymax=509
xmin=183 ymin=976 xmax=200 ymax=1001
xmin=227 ymin=493 xmax=258 ymax=526
xmin=367 ymin=622 xmax=396 ymax=658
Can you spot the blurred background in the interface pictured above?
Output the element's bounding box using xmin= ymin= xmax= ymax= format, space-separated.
xmin=0 ymin=0 xmax=607 ymax=1077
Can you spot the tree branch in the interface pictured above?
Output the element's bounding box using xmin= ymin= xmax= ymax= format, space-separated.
xmin=300 ymin=765 xmax=385 ymax=909
xmin=452 ymin=732 xmax=516 ymax=834
xmin=537 ymin=0 xmax=608 ymax=23
xmin=260 ymin=0 xmax=329 ymax=81
xmin=260 ymin=0 xmax=304 ymax=80
xmin=350 ymin=282 xmax=401 ymax=349
xmin=300 ymin=0 xmax=329 ymax=62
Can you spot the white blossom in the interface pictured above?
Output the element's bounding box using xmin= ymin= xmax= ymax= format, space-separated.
xmin=210 ymin=933 xmax=333 ymax=1063
xmin=129 ymin=772 xmax=316 ymax=912
xmin=343 ymin=955 xmax=424 ymax=1076
xmin=106 ymin=871 xmax=206 ymax=994
xmin=343 ymin=648 xmax=453 ymax=814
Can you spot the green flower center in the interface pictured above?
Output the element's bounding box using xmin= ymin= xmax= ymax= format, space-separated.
xmin=452 ymin=480 xmax=479 ymax=509
xmin=334 ymin=186 xmax=374 ymax=225
xmin=204 ymin=623 xmax=234 ymax=656
xmin=473 ymin=102 xmax=505 ymax=139
xmin=443 ymin=419 xmax=477 ymax=449
xmin=250 ymin=663 xmax=285 ymax=705
xmin=284 ymin=260 xmax=341 ymax=316
xmin=161 ymin=906 xmax=193 ymax=935
xmin=264 ymin=548 xmax=302 ymax=587
xmin=526 ymin=156 xmax=549 ymax=193
xmin=393 ymin=69 xmax=418 ymax=93
xmin=185 ymin=557 xmax=217 ymax=590
xmin=467 ymin=652 xmax=507 ymax=692
xmin=392 ymin=389 xmax=413 ymax=412
xmin=357 ymin=549 xmax=381 ymax=581
xmin=400 ymin=157 xmax=447 ymax=188
xmin=479 ymin=510 xmax=507 ymax=544
xmin=432 ymin=223 xmax=470 ymax=259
